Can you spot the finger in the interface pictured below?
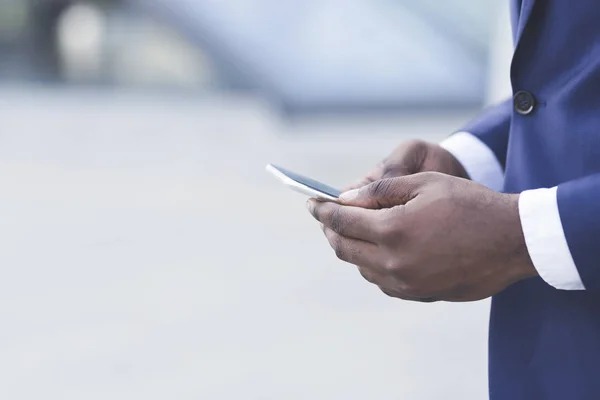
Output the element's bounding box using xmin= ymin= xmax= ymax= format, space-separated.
xmin=342 ymin=162 xmax=385 ymax=192
xmin=381 ymin=165 xmax=413 ymax=179
xmin=379 ymin=154 xmax=419 ymax=180
xmin=356 ymin=265 xmax=385 ymax=286
xmin=342 ymin=177 xmax=374 ymax=192
xmin=338 ymin=174 xmax=434 ymax=209
xmin=380 ymin=140 xmax=428 ymax=179
xmin=322 ymin=226 xmax=403 ymax=289
xmin=379 ymin=287 xmax=439 ymax=303
xmin=321 ymin=226 xmax=438 ymax=302
xmin=308 ymin=199 xmax=384 ymax=242
xmin=321 ymin=226 xmax=385 ymax=273
xmin=321 ymin=226 xmax=390 ymax=287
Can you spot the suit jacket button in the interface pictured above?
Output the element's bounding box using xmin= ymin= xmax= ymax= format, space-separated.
xmin=514 ymin=91 xmax=536 ymax=115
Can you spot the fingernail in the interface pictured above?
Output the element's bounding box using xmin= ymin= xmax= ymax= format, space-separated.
xmin=339 ymin=189 xmax=359 ymax=202
xmin=306 ymin=199 xmax=314 ymax=213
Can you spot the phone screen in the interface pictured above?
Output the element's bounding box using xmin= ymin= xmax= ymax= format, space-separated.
xmin=268 ymin=165 xmax=342 ymax=198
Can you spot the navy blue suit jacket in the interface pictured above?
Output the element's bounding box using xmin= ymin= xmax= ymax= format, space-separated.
xmin=461 ymin=1 xmax=600 ymax=398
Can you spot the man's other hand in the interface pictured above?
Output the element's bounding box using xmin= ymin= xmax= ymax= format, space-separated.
xmin=344 ymin=140 xmax=469 ymax=191
xmin=309 ymin=173 xmax=537 ymax=302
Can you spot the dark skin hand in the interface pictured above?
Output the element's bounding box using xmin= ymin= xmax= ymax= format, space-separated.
xmin=344 ymin=139 xmax=470 ymax=191
xmin=308 ymin=172 xmax=538 ymax=302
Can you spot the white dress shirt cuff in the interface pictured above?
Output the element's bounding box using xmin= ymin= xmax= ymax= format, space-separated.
xmin=440 ymin=132 xmax=504 ymax=192
xmin=519 ymin=187 xmax=585 ymax=290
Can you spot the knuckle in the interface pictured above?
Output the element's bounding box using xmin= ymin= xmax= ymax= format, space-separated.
xmin=371 ymin=225 xmax=387 ymax=243
xmin=329 ymin=207 xmax=346 ymax=233
xmin=335 ymin=242 xmax=359 ymax=264
xmin=382 ymin=160 xmax=411 ymax=178
xmin=417 ymin=171 xmax=442 ymax=184
xmin=382 ymin=257 xmax=400 ymax=274
xmin=393 ymin=140 xmax=430 ymax=174
xmin=329 ymin=235 xmax=348 ymax=261
xmin=368 ymin=178 xmax=393 ymax=198
xmin=402 ymin=278 xmax=430 ymax=299
xmin=328 ymin=234 xmax=341 ymax=255
xmin=373 ymin=211 xmax=400 ymax=242
xmin=405 ymin=139 xmax=429 ymax=155
xmin=334 ymin=246 xmax=345 ymax=260
xmin=326 ymin=227 xmax=336 ymax=241
xmin=358 ymin=267 xmax=377 ymax=284
xmin=370 ymin=218 xmax=387 ymax=242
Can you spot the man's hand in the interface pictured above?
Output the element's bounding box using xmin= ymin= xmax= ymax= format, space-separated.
xmin=345 ymin=140 xmax=469 ymax=191
xmin=308 ymin=173 xmax=537 ymax=302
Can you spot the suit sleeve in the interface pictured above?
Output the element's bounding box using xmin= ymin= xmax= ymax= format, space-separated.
xmin=440 ymin=99 xmax=584 ymax=292
xmin=458 ymin=98 xmax=513 ymax=169
xmin=440 ymin=99 xmax=512 ymax=192
xmin=555 ymin=174 xmax=600 ymax=292
xmin=518 ymin=174 xmax=600 ymax=292
xmin=440 ymin=100 xmax=592 ymax=292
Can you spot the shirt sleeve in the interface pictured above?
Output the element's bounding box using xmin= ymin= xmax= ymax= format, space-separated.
xmin=519 ymin=188 xmax=585 ymax=290
xmin=456 ymin=98 xmax=513 ymax=170
xmin=440 ymin=99 xmax=513 ymax=192
xmin=440 ymin=132 xmax=504 ymax=192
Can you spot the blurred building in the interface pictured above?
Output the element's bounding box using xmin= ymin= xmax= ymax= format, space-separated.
xmin=0 ymin=0 xmax=497 ymax=113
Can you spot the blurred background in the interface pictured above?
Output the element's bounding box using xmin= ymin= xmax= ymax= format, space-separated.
xmin=0 ymin=1 xmax=512 ymax=399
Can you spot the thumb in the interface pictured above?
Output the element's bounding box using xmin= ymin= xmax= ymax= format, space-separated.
xmin=339 ymin=174 xmax=428 ymax=209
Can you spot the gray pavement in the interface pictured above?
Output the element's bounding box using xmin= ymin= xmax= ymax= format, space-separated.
xmin=0 ymin=87 xmax=489 ymax=399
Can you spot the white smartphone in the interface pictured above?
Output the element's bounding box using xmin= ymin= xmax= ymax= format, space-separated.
xmin=266 ymin=164 xmax=342 ymax=202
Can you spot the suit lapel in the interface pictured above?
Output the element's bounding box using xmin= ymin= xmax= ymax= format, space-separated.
xmin=514 ymin=0 xmax=537 ymax=45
